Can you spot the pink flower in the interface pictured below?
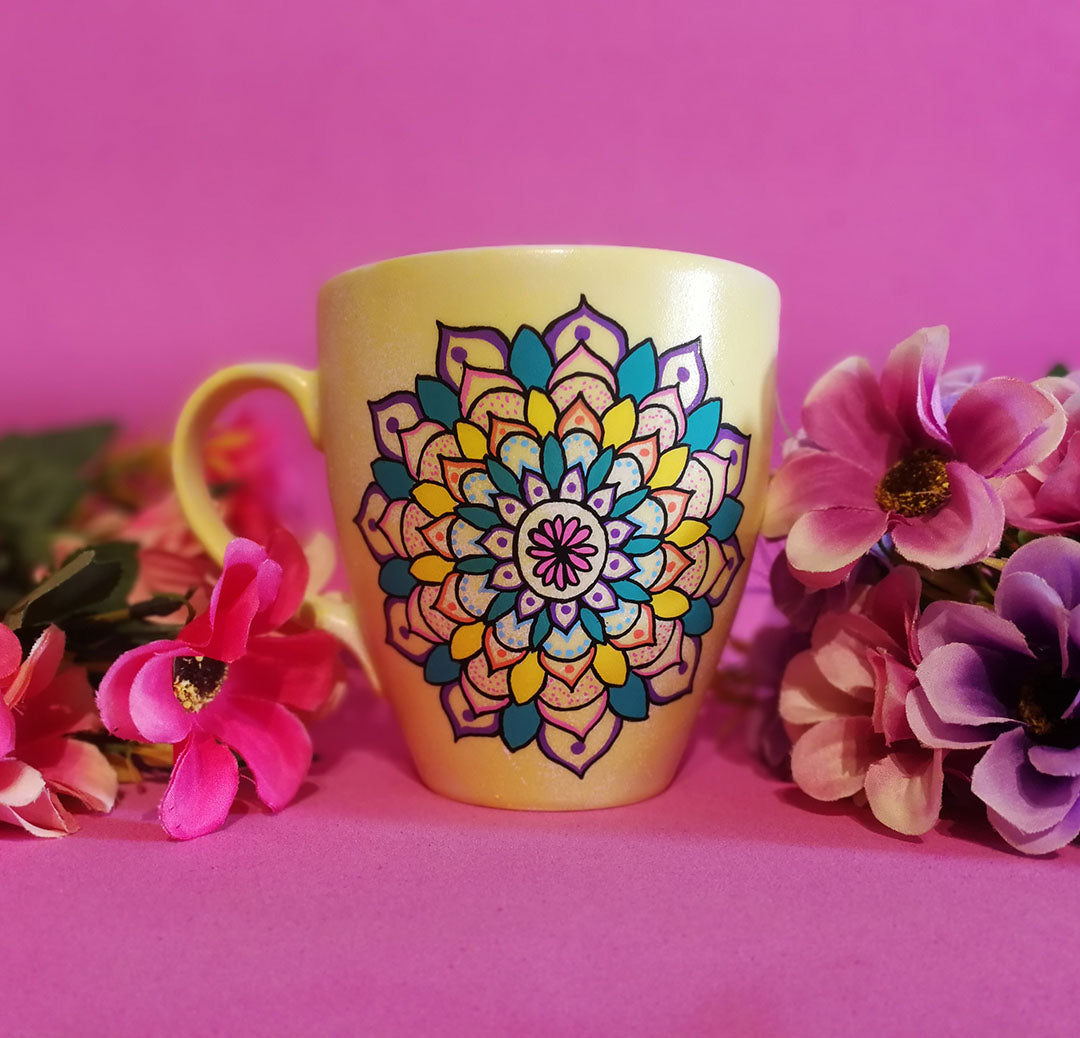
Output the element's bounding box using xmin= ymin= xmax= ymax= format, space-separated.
xmin=764 ymin=328 xmax=1066 ymax=587
xmin=1 ymin=624 xmax=117 ymax=837
xmin=1000 ymin=371 xmax=1080 ymax=533
xmin=96 ymin=531 xmax=342 ymax=840
xmin=778 ymin=567 xmax=945 ymax=835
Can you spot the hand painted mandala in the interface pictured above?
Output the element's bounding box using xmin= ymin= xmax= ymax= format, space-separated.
xmin=354 ymin=298 xmax=750 ymax=776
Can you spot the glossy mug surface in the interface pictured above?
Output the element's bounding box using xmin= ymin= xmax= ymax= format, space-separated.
xmin=173 ymin=246 xmax=780 ymax=810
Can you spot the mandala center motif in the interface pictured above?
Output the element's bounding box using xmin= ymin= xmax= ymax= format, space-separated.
xmin=517 ymin=501 xmax=607 ymax=601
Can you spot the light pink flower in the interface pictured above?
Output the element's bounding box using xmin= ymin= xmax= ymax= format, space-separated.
xmin=779 ymin=567 xmax=945 ymax=835
xmin=1000 ymin=371 xmax=1080 ymax=534
xmin=764 ymin=328 xmax=1066 ymax=587
xmin=1 ymin=624 xmax=117 ymax=837
xmin=96 ymin=531 xmax=342 ymax=840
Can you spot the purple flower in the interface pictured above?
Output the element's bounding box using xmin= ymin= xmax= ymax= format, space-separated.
xmin=908 ymin=536 xmax=1080 ymax=854
xmin=764 ymin=328 xmax=1066 ymax=588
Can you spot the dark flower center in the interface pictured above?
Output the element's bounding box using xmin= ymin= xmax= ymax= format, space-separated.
xmin=1017 ymin=660 xmax=1080 ymax=748
xmin=875 ymin=449 xmax=951 ymax=518
xmin=172 ymin=655 xmax=228 ymax=713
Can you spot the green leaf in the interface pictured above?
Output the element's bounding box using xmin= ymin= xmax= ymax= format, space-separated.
xmin=416 ymin=376 xmax=461 ymax=427
xmin=611 ymin=487 xmax=649 ymax=517
xmin=501 ymin=700 xmax=541 ymax=750
xmin=610 ymin=580 xmax=651 ymax=603
xmin=624 ymin=537 xmax=661 ymax=555
xmin=485 ymin=591 xmax=518 ymax=621
xmin=1046 ymin=363 xmax=1069 ymax=378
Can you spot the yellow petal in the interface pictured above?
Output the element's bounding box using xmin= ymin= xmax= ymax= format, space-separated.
xmin=455 ymin=420 xmax=488 ymax=460
xmin=450 ymin=621 xmax=485 ymax=661
xmin=668 ymin=519 xmax=709 ymax=548
xmin=510 ymin=651 xmax=545 ymax=704
xmin=412 ymin=481 xmax=457 ymax=516
xmin=651 ymin=587 xmax=691 ymax=618
xmin=648 ymin=446 xmax=689 ymax=489
xmin=526 ymin=389 xmax=557 ymax=438
xmin=410 ymin=554 xmax=456 ymax=584
xmin=602 ymin=397 xmax=637 ymax=448
xmin=593 ymin=643 xmax=628 ymax=686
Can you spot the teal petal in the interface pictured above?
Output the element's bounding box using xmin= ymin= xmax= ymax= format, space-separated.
xmin=609 ymin=674 xmax=648 ymax=720
xmin=378 ymin=558 xmax=416 ymax=597
xmin=682 ymin=597 xmax=714 ymax=636
xmin=372 ymin=459 xmax=414 ymax=500
xmin=542 ymin=435 xmax=565 ymax=488
xmin=579 ymin=607 xmax=605 ymax=643
xmin=616 ymin=339 xmax=658 ymax=403
xmin=457 ymin=556 xmax=497 ymax=574
xmin=610 ymin=580 xmax=651 ymax=603
xmin=509 ymin=327 xmax=553 ymax=389
xmin=457 ymin=505 xmax=502 ymax=529
xmin=501 ymin=700 xmax=541 ymax=750
xmin=709 ymin=498 xmax=745 ymax=541
xmin=531 ymin=611 xmax=552 ymax=648
xmin=486 ymin=459 xmax=520 ymax=496
xmin=424 ymin=645 xmax=461 ymax=684
xmin=586 ymin=446 xmax=615 ymax=492
xmin=416 ymin=376 xmax=461 ymax=427
xmin=682 ymin=399 xmax=723 ymax=452
xmin=624 ymin=536 xmax=662 ymax=555
xmin=486 ymin=590 xmax=518 ymax=620
xmin=610 ymin=487 xmax=649 ymax=516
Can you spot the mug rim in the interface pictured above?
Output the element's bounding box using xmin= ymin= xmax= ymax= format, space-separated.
xmin=322 ymin=244 xmax=779 ymax=297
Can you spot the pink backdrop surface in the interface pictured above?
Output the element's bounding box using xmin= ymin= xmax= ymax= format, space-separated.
xmin=3 ymin=1 xmax=1080 ymax=1035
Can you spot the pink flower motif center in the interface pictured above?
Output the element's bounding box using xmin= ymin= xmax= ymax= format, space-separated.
xmin=874 ymin=448 xmax=951 ymax=517
xmin=172 ymin=655 xmax=227 ymax=713
xmin=525 ymin=514 xmax=599 ymax=591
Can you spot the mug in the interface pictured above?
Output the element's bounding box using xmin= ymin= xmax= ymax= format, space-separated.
xmin=172 ymin=245 xmax=779 ymax=810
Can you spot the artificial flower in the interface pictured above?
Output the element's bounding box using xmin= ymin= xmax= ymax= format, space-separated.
xmin=1000 ymin=371 xmax=1080 ymax=534
xmin=764 ymin=327 xmax=1065 ymax=587
xmin=908 ymin=536 xmax=1080 ymax=854
xmin=96 ymin=531 xmax=341 ymax=840
xmin=780 ymin=566 xmax=944 ymax=835
xmin=1 ymin=624 xmax=117 ymax=837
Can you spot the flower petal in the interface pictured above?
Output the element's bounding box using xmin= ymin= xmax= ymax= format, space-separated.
xmin=863 ymin=747 xmax=944 ymax=835
xmin=790 ymin=716 xmax=878 ymax=801
xmin=916 ymin=642 xmax=1019 ymax=726
xmin=762 ymin=450 xmax=877 ymax=538
xmin=3 ymin=625 xmax=64 ymax=709
xmin=905 ymin=686 xmax=1000 ymax=749
xmin=996 ymin=570 xmax=1069 ymax=673
xmin=0 ymin=623 xmax=21 ymax=682
xmin=96 ymin=640 xmax=182 ymax=741
xmin=19 ymin=736 xmax=118 ymax=812
xmin=785 ymin=507 xmax=888 ymax=579
xmin=0 ymin=757 xmax=47 ymax=807
xmin=986 ymin=798 xmax=1080 ymax=855
xmin=879 ymin=326 xmax=950 ymax=447
xmin=917 ymin=600 xmax=1032 ymax=659
xmin=889 ymin=463 xmax=1003 ymax=569
xmin=200 ymin=695 xmax=311 ymax=812
xmin=1028 ymin=743 xmax=1080 ymax=777
xmin=229 ymin=631 xmax=342 ymax=714
xmin=0 ymin=779 xmax=76 ymax=837
xmin=0 ymin=701 xmax=14 ymax=757
xmin=258 ymin=528 xmax=310 ymax=632
xmin=801 ymin=357 xmax=903 ymax=473
xmin=971 ymin=727 xmax=1080 ymax=834
xmin=1002 ymin=535 xmax=1080 ymax=610
xmin=159 ymin=731 xmax=239 ymax=840
xmin=948 ymin=377 xmax=1066 ymax=477
xmin=779 ymin=650 xmax=867 ymax=725
xmin=129 ymin=647 xmax=194 ymax=744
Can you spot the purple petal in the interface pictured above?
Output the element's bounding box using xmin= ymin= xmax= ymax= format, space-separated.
xmin=785 ymin=507 xmax=889 ymax=579
xmin=947 ymin=377 xmax=1067 ymax=477
xmin=537 ymin=711 xmax=621 ymax=777
xmin=543 ymin=297 xmax=627 ymax=364
xmin=905 ymin=686 xmax=1002 ymax=749
xmin=889 ymin=463 xmax=1004 ymax=569
xmin=971 ymin=727 xmax=1080 ymax=834
xmin=516 ymin=591 xmax=546 ymax=618
xmin=917 ymin=600 xmax=1032 ymax=659
xmin=711 ymin=426 xmax=750 ymax=499
xmin=367 ymin=391 xmax=423 ymax=461
xmin=996 ymin=570 xmax=1069 ymax=673
xmin=583 ymin=582 xmax=618 ymax=612
xmin=558 ymin=464 xmax=586 ymax=502
xmin=801 ymin=357 xmax=904 ymax=473
xmin=440 ymin=682 xmax=501 ymax=738
xmin=986 ymin=798 xmax=1080 ymax=855
xmin=879 ymin=326 xmax=950 ymax=448
xmin=916 ymin=642 xmax=1019 ymax=726
xmin=436 ymin=324 xmax=510 ymax=390
xmin=494 ymin=495 xmax=526 ymax=526
xmin=602 ymin=551 xmax=638 ymax=581
xmin=1002 ymin=536 xmax=1080 ymax=610
xmin=550 ymin=600 xmax=579 ymax=631
xmin=657 ymin=340 xmax=708 ymax=411
xmin=1028 ymin=743 xmax=1080 ymax=777
xmin=521 ymin=471 xmax=551 ymax=505
xmin=588 ymin=485 xmax=617 ymax=516
xmin=604 ymin=518 xmax=637 ymax=547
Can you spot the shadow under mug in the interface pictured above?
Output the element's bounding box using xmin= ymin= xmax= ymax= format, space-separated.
xmin=172 ymin=245 xmax=779 ymax=810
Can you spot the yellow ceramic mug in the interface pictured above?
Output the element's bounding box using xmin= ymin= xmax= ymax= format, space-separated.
xmin=173 ymin=246 xmax=779 ymax=810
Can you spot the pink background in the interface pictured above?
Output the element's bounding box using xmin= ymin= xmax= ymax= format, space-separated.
xmin=3 ymin=2 xmax=1080 ymax=1034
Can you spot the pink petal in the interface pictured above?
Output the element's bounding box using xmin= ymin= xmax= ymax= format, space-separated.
xmin=763 ymin=449 xmax=878 ymax=538
xmin=785 ymin=507 xmax=888 ymax=579
xmin=863 ymin=747 xmax=944 ymax=835
xmin=790 ymin=716 xmax=879 ymax=801
xmin=0 ymin=623 xmax=21 ymax=682
xmin=779 ymin=650 xmax=868 ymax=725
xmin=96 ymin=640 xmax=180 ymax=741
xmin=159 ymin=731 xmax=239 ymax=840
xmin=0 ymin=758 xmax=47 ymax=807
xmin=257 ymin=528 xmax=310 ymax=633
xmin=889 ymin=463 xmax=1003 ymax=569
xmin=947 ymin=377 xmax=1067 ymax=478
xmin=19 ymin=736 xmax=118 ymax=812
xmin=785 ymin=558 xmax=859 ymax=591
xmin=801 ymin=357 xmax=903 ymax=473
xmin=0 ymin=777 xmax=77 ymax=838
xmin=879 ymin=326 xmax=951 ymax=447
xmin=870 ymin=654 xmax=918 ymax=744
xmin=1033 ymin=434 xmax=1080 ymax=528
xmin=811 ymin=613 xmax=888 ymax=699
xmin=200 ymin=695 xmax=311 ymax=812
xmin=229 ymin=632 xmax=342 ymax=713
xmin=14 ymin=665 xmax=97 ymax=745
xmin=129 ymin=647 xmax=195 ymax=744
xmin=0 ymin=701 xmax=14 ymax=757
xmin=3 ymin=625 xmax=65 ymax=709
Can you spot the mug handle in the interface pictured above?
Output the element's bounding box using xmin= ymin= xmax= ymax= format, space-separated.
xmin=171 ymin=362 xmax=381 ymax=693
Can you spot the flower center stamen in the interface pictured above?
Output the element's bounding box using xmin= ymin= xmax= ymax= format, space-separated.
xmin=172 ymin=655 xmax=228 ymax=713
xmin=1017 ymin=664 xmax=1080 ymax=747
xmin=874 ymin=449 xmax=951 ymax=518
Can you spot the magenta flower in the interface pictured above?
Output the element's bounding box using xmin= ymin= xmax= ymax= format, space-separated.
xmin=1000 ymin=371 xmax=1080 ymax=534
xmin=1 ymin=624 xmax=117 ymax=837
xmin=779 ymin=566 xmax=944 ymax=835
xmin=525 ymin=515 xmax=599 ymax=591
xmin=908 ymin=537 xmax=1080 ymax=854
xmin=764 ymin=328 xmax=1066 ymax=587
xmin=97 ymin=532 xmax=341 ymax=840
